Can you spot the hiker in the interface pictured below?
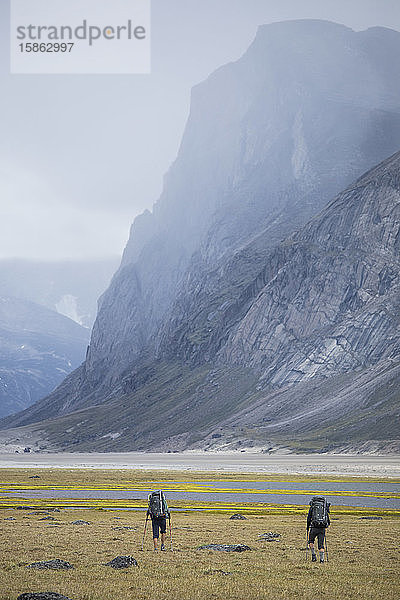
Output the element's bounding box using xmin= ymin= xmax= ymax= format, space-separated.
xmin=307 ymin=496 xmax=330 ymax=563
xmin=147 ymin=490 xmax=170 ymax=551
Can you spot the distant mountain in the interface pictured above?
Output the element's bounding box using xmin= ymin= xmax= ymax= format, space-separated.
xmin=0 ymin=296 xmax=90 ymax=418
xmin=0 ymin=257 xmax=119 ymax=328
xmin=1 ymin=21 xmax=399 ymax=453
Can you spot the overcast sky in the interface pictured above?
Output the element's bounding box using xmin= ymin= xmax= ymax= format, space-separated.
xmin=1 ymin=0 xmax=399 ymax=261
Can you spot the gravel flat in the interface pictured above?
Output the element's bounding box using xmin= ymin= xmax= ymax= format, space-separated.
xmin=0 ymin=452 xmax=399 ymax=477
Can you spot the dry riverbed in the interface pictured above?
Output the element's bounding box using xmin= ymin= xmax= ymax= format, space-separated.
xmin=0 ymin=452 xmax=399 ymax=478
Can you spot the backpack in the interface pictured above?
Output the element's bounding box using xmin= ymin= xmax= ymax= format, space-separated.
xmin=148 ymin=490 xmax=168 ymax=517
xmin=310 ymin=496 xmax=330 ymax=528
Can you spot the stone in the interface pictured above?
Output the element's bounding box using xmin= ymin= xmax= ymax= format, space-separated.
xmin=17 ymin=594 xmax=73 ymax=600
xmin=229 ymin=514 xmax=247 ymax=520
xmin=29 ymin=475 xmax=41 ymax=479
xmin=111 ymin=526 xmax=137 ymax=531
xmin=258 ymin=532 xmax=281 ymax=541
xmin=105 ymin=555 xmax=138 ymax=569
xmin=4 ymin=517 xmax=16 ymax=521
xmin=28 ymin=511 xmax=50 ymax=515
xmin=198 ymin=544 xmax=251 ymax=552
xmin=359 ymin=516 xmax=383 ymax=520
xmin=16 ymin=506 xmax=36 ymax=510
xmin=26 ymin=560 xmax=74 ymax=570
xmin=38 ymin=516 xmax=56 ymax=521
xmin=204 ymin=569 xmax=232 ymax=575
xmin=71 ymin=520 xmax=90 ymax=525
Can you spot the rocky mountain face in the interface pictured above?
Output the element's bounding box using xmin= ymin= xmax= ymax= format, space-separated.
xmin=93 ymin=21 xmax=400 ymax=381
xmin=0 ymin=297 xmax=89 ymax=418
xmin=2 ymin=20 xmax=400 ymax=452
xmin=218 ymin=154 xmax=400 ymax=386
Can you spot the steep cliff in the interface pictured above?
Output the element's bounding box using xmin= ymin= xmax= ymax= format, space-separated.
xmin=2 ymin=21 xmax=400 ymax=452
xmin=3 ymin=151 xmax=399 ymax=453
xmin=64 ymin=21 xmax=400 ymax=401
xmin=219 ymin=152 xmax=400 ymax=386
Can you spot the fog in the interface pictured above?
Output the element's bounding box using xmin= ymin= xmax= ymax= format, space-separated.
xmin=0 ymin=0 xmax=399 ymax=261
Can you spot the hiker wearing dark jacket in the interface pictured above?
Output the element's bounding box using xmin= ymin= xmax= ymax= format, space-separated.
xmin=147 ymin=490 xmax=170 ymax=551
xmin=307 ymin=496 xmax=330 ymax=563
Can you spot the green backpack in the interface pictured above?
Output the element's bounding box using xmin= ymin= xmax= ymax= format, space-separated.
xmin=148 ymin=490 xmax=168 ymax=517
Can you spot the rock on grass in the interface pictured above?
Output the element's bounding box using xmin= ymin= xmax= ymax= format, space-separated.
xmin=71 ymin=520 xmax=90 ymax=525
xmin=229 ymin=514 xmax=247 ymax=520
xmin=258 ymin=532 xmax=281 ymax=541
xmin=105 ymin=556 xmax=138 ymax=568
xmin=26 ymin=560 xmax=74 ymax=570
xmin=198 ymin=544 xmax=251 ymax=552
xmin=17 ymin=594 xmax=73 ymax=600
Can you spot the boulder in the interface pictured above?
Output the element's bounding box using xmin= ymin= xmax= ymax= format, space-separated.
xmin=28 ymin=512 xmax=50 ymax=515
xmin=26 ymin=560 xmax=74 ymax=570
xmin=258 ymin=532 xmax=281 ymax=541
xmin=198 ymin=544 xmax=251 ymax=552
xmin=204 ymin=569 xmax=232 ymax=575
xmin=229 ymin=514 xmax=247 ymax=520
xmin=17 ymin=594 xmax=72 ymax=600
xmin=71 ymin=520 xmax=90 ymax=525
xmin=105 ymin=555 xmax=138 ymax=569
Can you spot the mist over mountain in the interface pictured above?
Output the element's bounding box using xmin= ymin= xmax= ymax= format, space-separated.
xmin=2 ymin=20 xmax=400 ymax=453
xmin=0 ymin=258 xmax=118 ymax=416
xmin=0 ymin=296 xmax=89 ymax=418
xmin=0 ymin=258 xmax=119 ymax=328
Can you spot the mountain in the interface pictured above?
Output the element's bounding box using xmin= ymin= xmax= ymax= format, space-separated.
xmin=0 ymin=258 xmax=119 ymax=328
xmin=1 ymin=20 xmax=400 ymax=452
xmin=0 ymin=297 xmax=90 ymax=418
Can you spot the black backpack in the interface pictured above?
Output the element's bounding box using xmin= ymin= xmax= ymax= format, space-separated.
xmin=148 ymin=490 xmax=168 ymax=517
xmin=310 ymin=496 xmax=330 ymax=528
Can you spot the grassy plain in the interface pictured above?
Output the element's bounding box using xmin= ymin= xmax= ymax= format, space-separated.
xmin=0 ymin=469 xmax=399 ymax=600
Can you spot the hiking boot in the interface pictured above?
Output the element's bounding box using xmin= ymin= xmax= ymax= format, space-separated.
xmin=312 ymin=555 xmax=317 ymax=562
xmin=320 ymin=558 xmax=325 ymax=563
xmin=160 ymin=544 xmax=166 ymax=551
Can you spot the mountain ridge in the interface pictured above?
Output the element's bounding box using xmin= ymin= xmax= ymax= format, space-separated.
xmin=1 ymin=21 xmax=400 ymax=452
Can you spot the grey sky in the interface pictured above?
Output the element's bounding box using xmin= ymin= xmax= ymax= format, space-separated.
xmin=1 ymin=0 xmax=399 ymax=260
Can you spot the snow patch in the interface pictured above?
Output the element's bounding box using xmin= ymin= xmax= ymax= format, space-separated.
xmin=102 ymin=432 xmax=122 ymax=440
xmin=55 ymin=294 xmax=82 ymax=325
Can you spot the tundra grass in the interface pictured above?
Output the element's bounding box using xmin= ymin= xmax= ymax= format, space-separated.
xmin=0 ymin=507 xmax=399 ymax=600
xmin=0 ymin=469 xmax=399 ymax=517
xmin=1 ymin=468 xmax=399 ymax=485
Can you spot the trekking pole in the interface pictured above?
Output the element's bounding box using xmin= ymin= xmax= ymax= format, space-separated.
xmin=141 ymin=514 xmax=148 ymax=551
xmin=306 ymin=531 xmax=309 ymax=561
xmin=169 ymin=514 xmax=173 ymax=551
xmin=325 ymin=530 xmax=329 ymax=563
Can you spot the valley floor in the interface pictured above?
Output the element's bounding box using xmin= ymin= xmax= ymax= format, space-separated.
xmin=0 ymin=451 xmax=399 ymax=477
xmin=0 ymin=468 xmax=399 ymax=599
xmin=0 ymin=503 xmax=399 ymax=600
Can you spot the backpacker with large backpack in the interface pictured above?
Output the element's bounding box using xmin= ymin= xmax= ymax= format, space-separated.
xmin=148 ymin=490 xmax=168 ymax=518
xmin=309 ymin=496 xmax=330 ymax=528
